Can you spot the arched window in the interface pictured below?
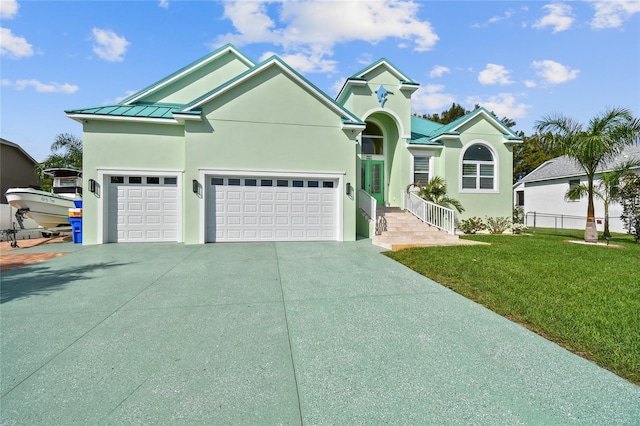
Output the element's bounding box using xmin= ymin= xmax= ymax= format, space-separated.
xmin=361 ymin=122 xmax=383 ymax=155
xmin=462 ymin=143 xmax=496 ymax=190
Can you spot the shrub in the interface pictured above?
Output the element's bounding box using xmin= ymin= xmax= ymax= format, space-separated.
xmin=513 ymin=206 xmax=524 ymax=224
xmin=485 ymin=216 xmax=511 ymax=234
xmin=511 ymin=223 xmax=527 ymax=234
xmin=457 ymin=217 xmax=486 ymax=234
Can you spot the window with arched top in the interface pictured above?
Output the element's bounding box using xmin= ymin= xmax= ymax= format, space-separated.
xmin=361 ymin=122 xmax=384 ymax=155
xmin=461 ymin=143 xmax=496 ymax=191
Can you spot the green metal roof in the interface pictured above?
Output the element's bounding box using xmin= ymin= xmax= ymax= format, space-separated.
xmin=407 ymin=108 xmax=523 ymax=145
xmin=65 ymin=102 xmax=201 ymax=120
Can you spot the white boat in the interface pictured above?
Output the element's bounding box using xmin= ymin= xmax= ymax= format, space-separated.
xmin=5 ymin=168 xmax=82 ymax=229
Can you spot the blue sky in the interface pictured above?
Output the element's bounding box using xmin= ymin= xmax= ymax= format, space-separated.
xmin=1 ymin=0 xmax=638 ymax=161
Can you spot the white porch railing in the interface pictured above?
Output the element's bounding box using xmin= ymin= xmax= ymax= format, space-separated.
xmin=403 ymin=192 xmax=456 ymax=235
xmin=358 ymin=189 xmax=381 ymax=235
xmin=358 ymin=189 xmax=376 ymax=222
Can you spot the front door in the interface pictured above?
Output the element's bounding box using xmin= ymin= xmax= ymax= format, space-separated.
xmin=362 ymin=160 xmax=384 ymax=205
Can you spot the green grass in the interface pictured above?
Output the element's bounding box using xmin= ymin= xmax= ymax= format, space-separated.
xmin=385 ymin=228 xmax=640 ymax=384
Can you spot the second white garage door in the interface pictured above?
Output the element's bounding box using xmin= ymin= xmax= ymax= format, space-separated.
xmin=206 ymin=176 xmax=339 ymax=242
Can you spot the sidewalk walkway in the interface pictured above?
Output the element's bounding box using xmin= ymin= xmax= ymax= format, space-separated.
xmin=1 ymin=241 xmax=638 ymax=424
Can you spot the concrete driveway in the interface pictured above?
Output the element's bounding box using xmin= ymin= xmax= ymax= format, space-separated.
xmin=1 ymin=241 xmax=639 ymax=424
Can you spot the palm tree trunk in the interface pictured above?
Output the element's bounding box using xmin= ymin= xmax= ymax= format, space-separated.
xmin=603 ymin=199 xmax=611 ymax=239
xmin=585 ymin=179 xmax=598 ymax=242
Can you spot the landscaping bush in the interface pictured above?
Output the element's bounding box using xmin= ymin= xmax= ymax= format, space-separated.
xmin=457 ymin=217 xmax=486 ymax=234
xmin=485 ymin=216 xmax=511 ymax=234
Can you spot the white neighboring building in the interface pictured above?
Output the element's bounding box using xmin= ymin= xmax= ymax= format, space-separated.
xmin=517 ymin=145 xmax=640 ymax=234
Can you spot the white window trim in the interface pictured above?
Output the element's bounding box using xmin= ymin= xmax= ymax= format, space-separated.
xmin=409 ymin=151 xmax=434 ymax=188
xmin=198 ymin=168 xmax=344 ymax=244
xmin=459 ymin=141 xmax=499 ymax=193
xmin=96 ymin=167 xmax=184 ymax=244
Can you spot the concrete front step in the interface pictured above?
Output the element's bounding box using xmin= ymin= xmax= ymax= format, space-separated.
xmin=372 ymin=208 xmax=477 ymax=250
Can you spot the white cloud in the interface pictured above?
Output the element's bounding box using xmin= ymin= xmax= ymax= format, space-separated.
xmin=533 ymin=3 xmax=574 ymax=33
xmin=465 ymin=93 xmax=529 ymax=119
xmin=524 ymin=80 xmax=537 ymax=88
xmin=330 ymin=77 xmax=347 ymax=97
xmin=0 ymin=0 xmax=19 ymax=19
xmin=215 ymin=0 xmax=438 ymax=73
xmin=92 ymin=28 xmax=130 ymax=62
xmin=478 ymin=64 xmax=513 ymax=85
xmin=429 ymin=65 xmax=450 ymax=78
xmin=3 ymin=78 xmax=78 ymax=93
xmin=590 ymin=0 xmax=640 ymax=29
xmin=532 ymin=59 xmax=579 ymax=84
xmin=489 ymin=9 xmax=515 ymax=24
xmin=260 ymin=48 xmax=337 ymax=73
xmin=111 ymin=90 xmax=138 ymax=104
xmin=0 ymin=27 xmax=33 ymax=58
xmin=158 ymin=0 xmax=169 ymax=9
xmin=412 ymin=84 xmax=456 ymax=112
xmin=471 ymin=8 xmax=515 ymax=27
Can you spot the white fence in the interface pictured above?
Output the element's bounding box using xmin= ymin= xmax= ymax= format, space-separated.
xmin=524 ymin=211 xmax=628 ymax=234
xmin=403 ymin=192 xmax=456 ymax=234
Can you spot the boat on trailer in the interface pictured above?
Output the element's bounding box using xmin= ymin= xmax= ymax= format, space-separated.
xmin=5 ymin=168 xmax=82 ymax=232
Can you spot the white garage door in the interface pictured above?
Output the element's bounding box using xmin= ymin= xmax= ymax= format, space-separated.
xmin=108 ymin=175 xmax=179 ymax=242
xmin=206 ymin=176 xmax=339 ymax=242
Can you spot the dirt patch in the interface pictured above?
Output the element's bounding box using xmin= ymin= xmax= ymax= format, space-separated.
xmin=0 ymin=236 xmax=72 ymax=272
xmin=565 ymin=239 xmax=625 ymax=249
xmin=0 ymin=252 xmax=70 ymax=272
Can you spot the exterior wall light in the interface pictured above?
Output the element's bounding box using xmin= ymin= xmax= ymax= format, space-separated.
xmin=192 ymin=179 xmax=199 ymax=194
xmin=89 ymin=179 xmax=97 ymax=193
xmin=346 ymin=182 xmax=352 ymax=196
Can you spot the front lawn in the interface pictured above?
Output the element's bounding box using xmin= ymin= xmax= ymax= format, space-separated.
xmin=385 ymin=229 xmax=640 ymax=384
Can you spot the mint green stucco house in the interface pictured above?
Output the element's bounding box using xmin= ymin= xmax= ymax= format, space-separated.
xmin=66 ymin=44 xmax=521 ymax=244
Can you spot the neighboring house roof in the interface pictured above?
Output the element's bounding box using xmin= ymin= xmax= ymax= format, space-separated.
xmin=521 ymin=145 xmax=640 ymax=183
xmin=0 ymin=138 xmax=38 ymax=165
xmin=408 ymin=107 xmax=522 ymax=146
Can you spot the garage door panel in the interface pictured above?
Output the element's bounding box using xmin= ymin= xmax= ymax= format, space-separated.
xmin=206 ymin=177 xmax=339 ymax=242
xmin=108 ymin=176 xmax=179 ymax=243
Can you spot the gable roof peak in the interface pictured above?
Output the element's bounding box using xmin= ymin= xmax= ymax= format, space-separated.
xmin=120 ymin=43 xmax=255 ymax=106
xmin=349 ymin=57 xmax=417 ymax=84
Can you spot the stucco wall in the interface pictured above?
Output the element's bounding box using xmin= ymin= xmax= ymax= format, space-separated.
xmin=441 ymin=116 xmax=515 ymax=221
xmin=142 ymin=52 xmax=252 ymax=105
xmin=81 ymin=121 xmax=185 ymax=244
xmin=182 ymin=67 xmax=358 ymax=244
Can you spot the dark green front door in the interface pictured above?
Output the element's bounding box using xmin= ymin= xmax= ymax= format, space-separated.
xmin=361 ymin=160 xmax=384 ymax=205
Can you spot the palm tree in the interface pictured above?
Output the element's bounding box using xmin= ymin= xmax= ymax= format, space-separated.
xmin=408 ymin=176 xmax=465 ymax=213
xmin=37 ymin=133 xmax=83 ymax=190
xmin=565 ymin=160 xmax=639 ymax=239
xmin=535 ymin=107 xmax=640 ymax=242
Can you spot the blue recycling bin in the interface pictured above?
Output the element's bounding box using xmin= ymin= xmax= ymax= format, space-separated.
xmin=74 ymin=200 xmax=82 ymax=208
xmin=68 ymin=216 xmax=83 ymax=244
